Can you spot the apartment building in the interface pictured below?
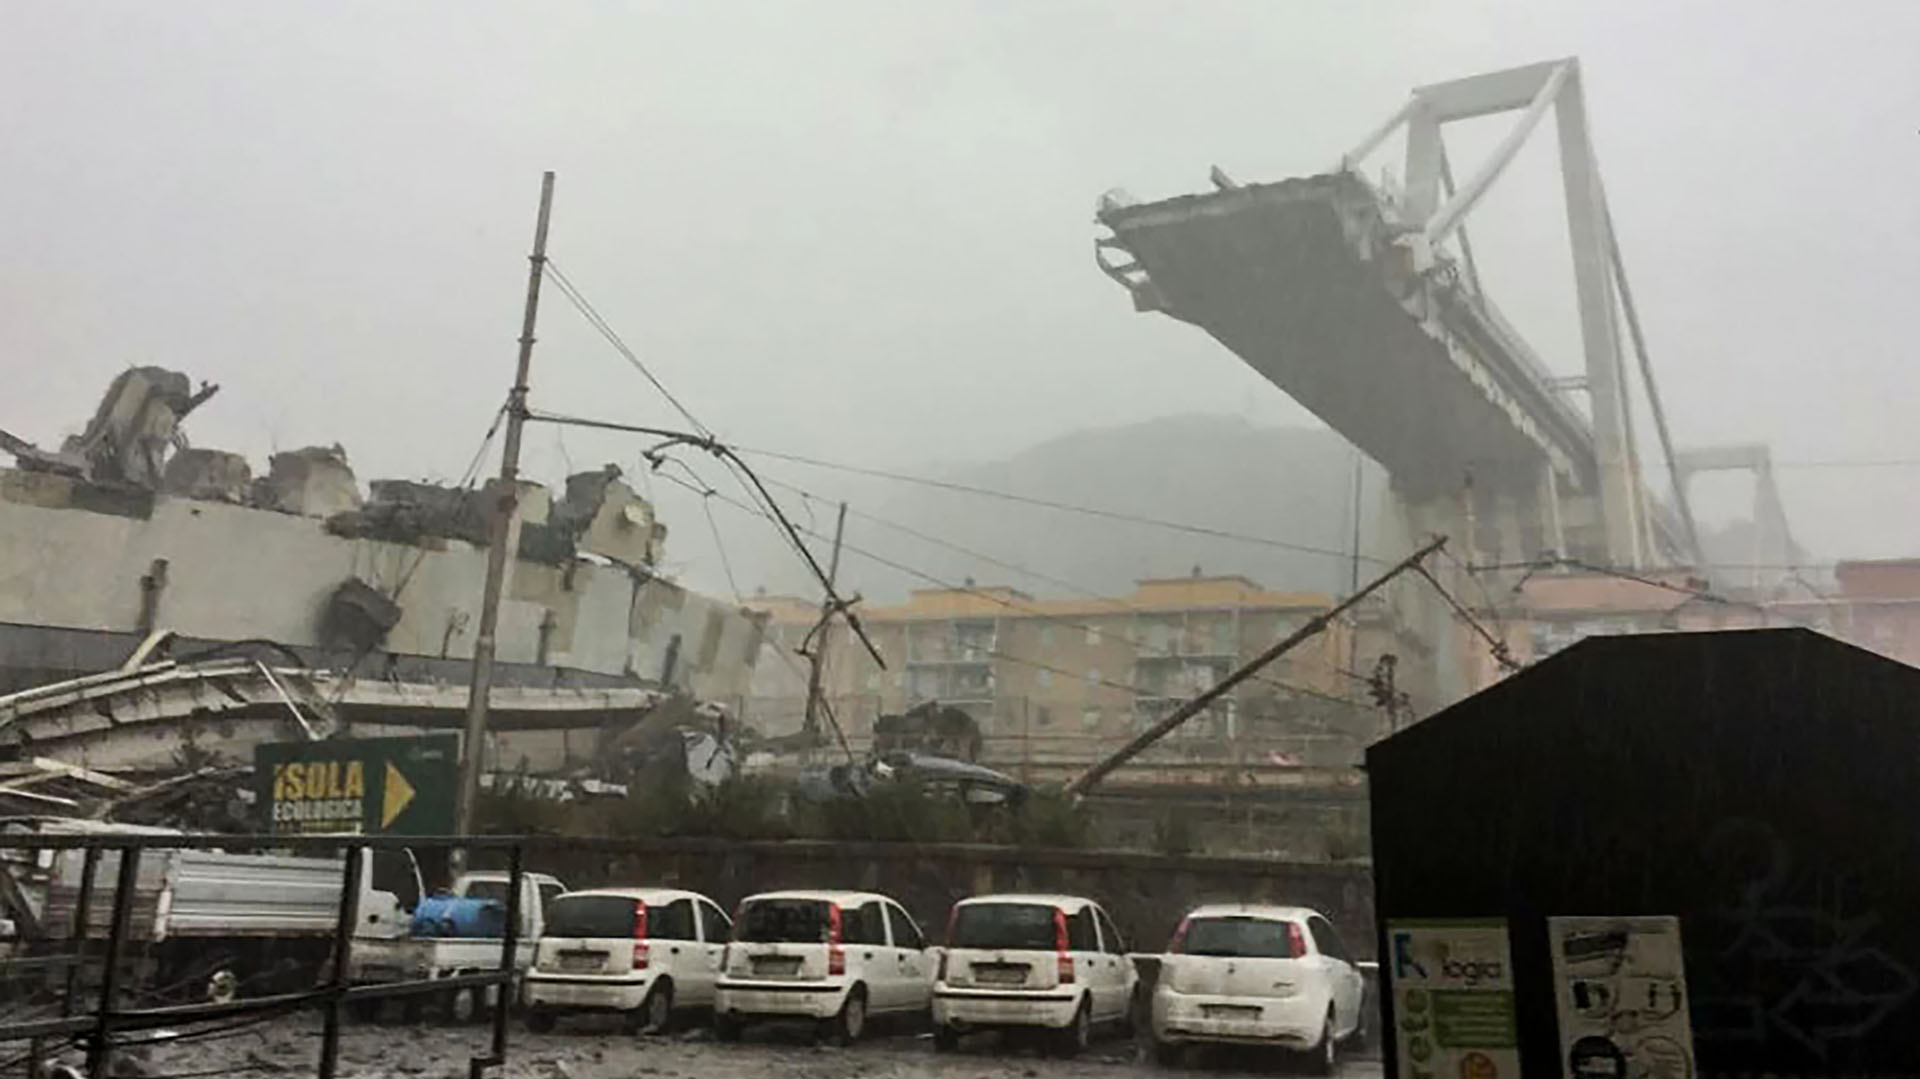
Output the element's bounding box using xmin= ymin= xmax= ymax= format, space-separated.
xmin=747 ymin=574 xmax=1379 ymax=763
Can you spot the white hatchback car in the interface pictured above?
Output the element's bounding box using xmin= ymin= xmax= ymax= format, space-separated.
xmin=1149 ymin=904 xmax=1365 ymax=1074
xmin=713 ymin=889 xmax=934 ymax=1045
xmin=932 ymin=893 xmax=1139 ymax=1057
xmin=523 ymin=888 xmax=732 ymax=1034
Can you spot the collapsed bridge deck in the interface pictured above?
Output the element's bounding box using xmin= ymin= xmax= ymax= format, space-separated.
xmin=1097 ymin=172 xmax=1593 ymax=503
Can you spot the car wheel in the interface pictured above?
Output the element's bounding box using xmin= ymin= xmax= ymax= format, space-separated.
xmin=524 ymin=1009 xmax=556 ymax=1034
xmin=713 ymin=1012 xmax=742 ymax=1043
xmin=826 ymin=987 xmax=867 ymax=1047
xmin=1303 ymin=1010 xmax=1337 ymax=1076
xmin=634 ymin=981 xmax=674 ymax=1035
xmin=1051 ymin=998 xmax=1091 ymax=1058
xmin=932 ymin=1024 xmax=959 ymax=1052
xmin=445 ymin=986 xmax=480 ymax=1025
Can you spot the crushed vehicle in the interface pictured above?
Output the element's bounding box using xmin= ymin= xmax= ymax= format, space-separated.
xmin=794 ymin=751 xmax=1027 ymax=808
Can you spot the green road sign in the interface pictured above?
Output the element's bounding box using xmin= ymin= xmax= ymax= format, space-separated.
xmin=256 ymin=733 xmax=458 ymax=835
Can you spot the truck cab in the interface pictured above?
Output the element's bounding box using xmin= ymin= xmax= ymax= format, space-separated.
xmin=349 ymin=869 xmax=566 ymax=1023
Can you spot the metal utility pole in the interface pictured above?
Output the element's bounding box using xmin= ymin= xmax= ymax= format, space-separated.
xmin=455 ymin=171 xmax=556 ymax=846
xmin=1065 ymin=535 xmax=1446 ymax=798
xmin=801 ymin=501 xmax=848 ymax=749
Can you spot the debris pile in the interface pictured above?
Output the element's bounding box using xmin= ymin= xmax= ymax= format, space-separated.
xmin=0 ymin=369 xmax=670 ymax=573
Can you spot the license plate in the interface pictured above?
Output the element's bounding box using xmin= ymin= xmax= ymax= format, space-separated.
xmin=1202 ymin=1004 xmax=1261 ymax=1019
xmin=974 ymin=964 xmax=1028 ymax=986
xmin=558 ymin=952 xmax=604 ymax=973
xmin=752 ymin=957 xmax=802 ymax=976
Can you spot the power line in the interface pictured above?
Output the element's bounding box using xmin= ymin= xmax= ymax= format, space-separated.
xmin=1442 ymin=545 xmax=1513 ymax=645
xmin=391 ymin=398 xmax=510 ymax=602
xmin=731 ymin=444 xmax=1377 ymax=566
xmin=544 ymin=259 xmax=711 ymax=438
xmin=757 ymin=471 xmax=1372 ymax=688
xmin=680 ymin=467 xmax=745 ymax=605
xmin=523 ymin=409 xmax=885 ymax=668
xmin=657 ymin=468 xmax=1367 ymax=712
xmin=1413 ymin=561 xmax=1520 ymax=672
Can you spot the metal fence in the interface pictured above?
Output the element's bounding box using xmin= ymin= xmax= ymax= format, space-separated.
xmin=0 ymin=833 xmax=527 ymax=1079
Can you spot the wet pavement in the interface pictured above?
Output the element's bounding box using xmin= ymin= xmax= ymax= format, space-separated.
xmin=91 ymin=1014 xmax=1382 ymax=1079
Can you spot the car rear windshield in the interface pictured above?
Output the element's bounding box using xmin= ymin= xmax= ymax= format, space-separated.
xmin=950 ymin=903 xmax=1058 ymax=950
xmin=545 ymin=895 xmax=639 ymax=938
xmin=737 ymin=899 xmax=833 ymax=943
xmin=1179 ymin=916 xmax=1300 ymax=958
xmin=462 ymin=880 xmax=508 ymax=905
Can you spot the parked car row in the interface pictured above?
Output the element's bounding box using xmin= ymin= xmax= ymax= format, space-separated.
xmin=519 ymin=886 xmax=1368 ymax=1071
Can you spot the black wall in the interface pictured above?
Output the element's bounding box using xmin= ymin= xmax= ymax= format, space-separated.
xmin=1368 ymin=629 xmax=1920 ymax=1078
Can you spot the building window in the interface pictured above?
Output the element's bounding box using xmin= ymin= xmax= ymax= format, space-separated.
xmin=1086 ymin=667 xmax=1100 ymax=687
xmin=1037 ymin=669 xmax=1053 ymax=688
xmin=1086 ymin=625 xmax=1102 ymax=647
xmin=1039 ymin=625 xmax=1056 ymax=648
xmin=1082 ymin=707 xmax=1101 ymax=730
xmin=865 ymin=672 xmax=880 ymax=691
xmin=1035 ymin=707 xmax=1053 ymax=728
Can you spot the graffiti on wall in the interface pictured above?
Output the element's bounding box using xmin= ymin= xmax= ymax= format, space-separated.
xmin=1692 ymin=819 xmax=1915 ymax=1063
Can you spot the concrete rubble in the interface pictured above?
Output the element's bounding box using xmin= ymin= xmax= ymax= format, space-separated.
xmin=0 ymin=370 xmax=669 ymax=576
xmin=0 ymin=366 xmax=763 ymax=706
xmin=259 ymin=444 xmax=363 ymax=517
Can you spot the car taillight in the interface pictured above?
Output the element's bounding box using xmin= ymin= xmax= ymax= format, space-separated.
xmin=1286 ymin=922 xmax=1307 ymax=959
xmin=632 ymin=901 xmax=650 ymax=970
xmin=1167 ymin=917 xmax=1191 ymax=954
xmin=828 ymin=903 xmax=846 ymax=976
xmin=1054 ymin=907 xmax=1074 ymax=984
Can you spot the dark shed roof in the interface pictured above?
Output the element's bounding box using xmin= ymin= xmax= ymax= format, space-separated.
xmin=1367 ymin=628 xmax=1920 ymax=1074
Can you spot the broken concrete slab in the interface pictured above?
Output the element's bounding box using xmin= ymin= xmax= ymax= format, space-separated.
xmin=557 ymin=466 xmax=662 ymax=569
xmin=162 ymin=448 xmax=252 ymax=502
xmin=257 ymin=445 xmax=362 ymax=517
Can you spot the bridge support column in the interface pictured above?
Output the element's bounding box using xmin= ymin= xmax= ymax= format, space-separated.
xmin=1382 ymin=482 xmax=1470 ymax=708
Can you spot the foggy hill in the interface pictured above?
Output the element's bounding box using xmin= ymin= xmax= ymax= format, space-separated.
xmin=713 ymin=413 xmax=1805 ymax=608
xmin=780 ymin=415 xmax=1387 ymax=605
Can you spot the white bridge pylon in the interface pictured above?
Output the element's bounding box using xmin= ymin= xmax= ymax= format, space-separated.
xmin=1338 ymin=57 xmax=1698 ymax=570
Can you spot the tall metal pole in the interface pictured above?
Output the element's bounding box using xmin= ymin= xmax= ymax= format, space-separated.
xmin=1347 ymin=451 xmax=1364 ymax=596
xmin=800 ymin=501 xmax=848 ymax=748
xmin=456 ymin=172 xmax=556 ymax=847
xmin=1065 ymin=536 xmax=1446 ymax=798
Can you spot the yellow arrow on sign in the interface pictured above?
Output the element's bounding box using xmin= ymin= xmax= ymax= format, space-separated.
xmin=381 ymin=761 xmax=416 ymax=829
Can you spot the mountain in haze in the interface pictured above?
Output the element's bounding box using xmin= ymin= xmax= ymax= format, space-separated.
xmin=833 ymin=415 xmax=1385 ymax=604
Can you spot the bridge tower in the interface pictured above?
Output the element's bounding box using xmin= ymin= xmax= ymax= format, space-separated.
xmin=1095 ymin=58 xmax=1720 ymax=703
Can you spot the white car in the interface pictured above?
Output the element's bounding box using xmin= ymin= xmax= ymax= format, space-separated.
xmin=1149 ymin=904 xmax=1365 ymax=1074
xmin=713 ymin=889 xmax=934 ymax=1045
xmin=932 ymin=893 xmax=1139 ymax=1057
xmin=523 ymin=887 xmax=732 ymax=1033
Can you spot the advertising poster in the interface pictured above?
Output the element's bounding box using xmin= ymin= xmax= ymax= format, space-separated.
xmin=1388 ymin=919 xmax=1520 ymax=1079
xmin=1548 ymin=916 xmax=1695 ymax=1079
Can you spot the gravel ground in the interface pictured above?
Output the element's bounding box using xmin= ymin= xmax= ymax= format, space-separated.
xmin=74 ymin=1015 xmax=1381 ymax=1079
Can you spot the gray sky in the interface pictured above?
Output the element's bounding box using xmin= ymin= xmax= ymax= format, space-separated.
xmin=5 ymin=1 xmax=1918 ymax=600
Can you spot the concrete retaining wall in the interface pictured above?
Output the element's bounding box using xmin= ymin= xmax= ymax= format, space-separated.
xmin=494 ymin=838 xmax=1375 ymax=959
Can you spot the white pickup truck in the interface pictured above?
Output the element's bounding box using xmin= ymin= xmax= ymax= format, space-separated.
xmin=2 ymin=817 xmax=422 ymax=1005
xmin=348 ymin=869 xmax=566 ymax=1022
